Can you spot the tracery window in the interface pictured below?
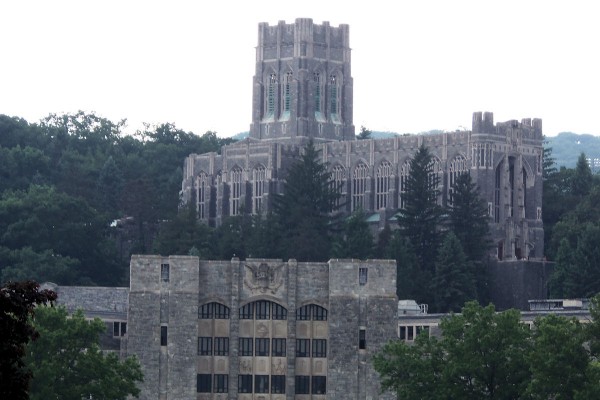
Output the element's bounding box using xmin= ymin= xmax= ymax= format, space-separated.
xmin=196 ymin=172 xmax=209 ymax=219
xmin=448 ymin=156 xmax=468 ymax=203
xmin=283 ymin=71 xmax=292 ymax=114
xmin=428 ymin=157 xmax=443 ymax=205
xmin=331 ymin=164 xmax=345 ymax=209
xmin=314 ymin=73 xmax=322 ymax=114
xmin=252 ymin=165 xmax=266 ymax=214
xmin=199 ymin=302 xmax=230 ymax=319
xmin=376 ymin=161 xmax=392 ymax=209
xmin=352 ymin=163 xmax=369 ymax=211
xmin=399 ymin=160 xmax=410 ymax=209
xmin=266 ymin=73 xmax=277 ymax=118
xmin=472 ymin=143 xmax=493 ymax=168
xmin=330 ymin=74 xmax=340 ymax=120
xmin=230 ymin=167 xmax=242 ymax=216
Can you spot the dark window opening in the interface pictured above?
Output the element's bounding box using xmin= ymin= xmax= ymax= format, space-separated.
xmin=312 ymin=376 xmax=327 ymax=394
xmin=296 ymin=339 xmax=310 ymax=357
xmin=359 ymin=268 xmax=368 ymax=285
xmin=239 ymin=338 xmax=253 ymax=356
xmin=255 ymin=375 xmax=269 ymax=393
xmin=160 ymin=263 xmax=170 ymax=282
xmin=240 ymin=303 xmax=254 ymax=319
xmin=255 ymin=338 xmax=270 ymax=357
xmin=255 ymin=300 xmax=270 ymax=319
xmin=199 ymin=302 xmax=230 ymax=319
xmin=214 ymin=337 xmax=229 ymax=356
xmin=295 ymin=376 xmax=310 ymax=394
xmin=214 ymin=374 xmax=228 ymax=393
xmin=238 ymin=375 xmax=252 ymax=393
xmin=197 ymin=374 xmax=211 ymax=393
xmin=160 ymin=326 xmax=167 ymax=346
xmin=271 ymin=375 xmax=286 ymax=394
xmin=312 ymin=339 xmax=327 ymax=358
xmin=198 ymin=337 xmax=212 ymax=356
xmin=272 ymin=303 xmax=287 ymax=320
xmin=272 ymin=338 xmax=286 ymax=357
xmin=359 ymin=329 xmax=366 ymax=349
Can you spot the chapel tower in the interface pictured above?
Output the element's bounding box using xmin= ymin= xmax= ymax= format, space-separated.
xmin=249 ymin=18 xmax=355 ymax=141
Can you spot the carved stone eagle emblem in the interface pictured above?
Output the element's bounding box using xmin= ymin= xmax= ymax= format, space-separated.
xmin=244 ymin=262 xmax=284 ymax=294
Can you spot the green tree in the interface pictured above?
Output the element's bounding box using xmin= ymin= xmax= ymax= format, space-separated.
xmin=97 ymin=155 xmax=124 ymax=218
xmin=357 ymin=125 xmax=372 ymax=140
xmin=572 ymin=152 xmax=593 ymax=197
xmin=387 ymin=234 xmax=421 ymax=300
xmin=375 ymin=302 xmax=532 ymax=400
xmin=332 ymin=209 xmax=373 ymax=259
xmin=273 ymin=140 xmax=341 ymax=261
xmin=26 ymin=306 xmax=143 ymax=400
xmin=526 ymin=315 xmax=588 ymax=400
xmin=0 ymin=281 xmax=56 ymax=400
xmin=431 ymin=232 xmax=476 ymax=313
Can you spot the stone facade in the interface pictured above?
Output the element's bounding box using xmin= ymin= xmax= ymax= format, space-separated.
xmin=126 ymin=255 xmax=398 ymax=400
xmin=180 ymin=19 xmax=545 ymax=261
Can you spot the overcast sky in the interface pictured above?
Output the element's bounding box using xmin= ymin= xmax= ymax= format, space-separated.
xmin=2 ymin=1 xmax=598 ymax=137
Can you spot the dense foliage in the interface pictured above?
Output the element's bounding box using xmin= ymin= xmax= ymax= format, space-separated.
xmin=0 ymin=281 xmax=56 ymax=400
xmin=0 ymin=113 xmax=233 ymax=286
xmin=26 ymin=306 xmax=143 ymax=400
xmin=374 ymin=300 xmax=600 ymax=399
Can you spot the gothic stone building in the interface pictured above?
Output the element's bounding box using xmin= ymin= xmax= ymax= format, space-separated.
xmin=127 ymin=255 xmax=398 ymax=400
xmin=181 ymin=18 xmax=545 ymax=261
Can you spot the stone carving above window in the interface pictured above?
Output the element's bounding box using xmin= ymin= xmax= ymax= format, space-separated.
xmin=244 ymin=263 xmax=285 ymax=295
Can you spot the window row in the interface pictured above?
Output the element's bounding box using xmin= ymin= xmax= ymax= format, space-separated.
xmin=239 ymin=338 xmax=287 ymax=357
xmin=198 ymin=337 xmax=230 ymax=356
xmin=296 ymin=339 xmax=327 ymax=358
xmin=240 ymin=301 xmax=288 ymax=320
xmin=197 ymin=374 xmax=228 ymax=393
xmin=399 ymin=325 xmax=432 ymax=341
xmin=198 ymin=301 xmax=329 ymax=322
xmin=295 ymin=376 xmax=327 ymax=395
xmin=238 ymin=374 xmax=286 ymax=394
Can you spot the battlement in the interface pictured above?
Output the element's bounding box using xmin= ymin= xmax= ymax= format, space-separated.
xmin=472 ymin=111 xmax=543 ymax=139
xmin=257 ymin=18 xmax=350 ymax=51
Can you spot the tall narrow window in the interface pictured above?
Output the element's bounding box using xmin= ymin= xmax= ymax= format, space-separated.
xmin=230 ymin=167 xmax=242 ymax=216
xmin=161 ymin=326 xmax=167 ymax=346
xmin=197 ymin=172 xmax=209 ymax=219
xmin=352 ymin=163 xmax=369 ymax=211
xmin=359 ymin=267 xmax=368 ymax=285
xmin=376 ymin=161 xmax=392 ymax=209
xmin=266 ymin=73 xmax=276 ymax=118
xmin=359 ymin=329 xmax=366 ymax=349
xmin=330 ymin=74 xmax=340 ymax=121
xmin=331 ymin=164 xmax=345 ymax=210
xmin=495 ymin=161 xmax=503 ymax=223
xmin=283 ymin=71 xmax=292 ymax=114
xmin=252 ymin=165 xmax=266 ymax=214
xmin=160 ymin=263 xmax=169 ymax=282
xmin=198 ymin=337 xmax=212 ymax=355
xmin=255 ymin=338 xmax=270 ymax=356
xmin=272 ymin=338 xmax=286 ymax=357
xmin=214 ymin=375 xmax=228 ymax=393
xmin=399 ymin=160 xmax=410 ymax=209
xmin=239 ymin=338 xmax=253 ymax=356
xmin=214 ymin=337 xmax=229 ymax=356
xmin=428 ymin=157 xmax=442 ymax=205
xmin=296 ymin=339 xmax=310 ymax=357
xmin=448 ymin=156 xmax=468 ymax=203
xmin=314 ymin=73 xmax=322 ymax=113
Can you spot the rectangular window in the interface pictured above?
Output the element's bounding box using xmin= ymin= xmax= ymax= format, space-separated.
xmin=197 ymin=374 xmax=211 ymax=393
xmin=240 ymin=303 xmax=254 ymax=319
xmin=255 ymin=338 xmax=270 ymax=356
xmin=214 ymin=337 xmax=229 ymax=356
xmin=239 ymin=338 xmax=253 ymax=356
xmin=400 ymin=326 xmax=406 ymax=341
xmin=214 ymin=374 xmax=228 ymax=393
xmin=160 ymin=263 xmax=170 ymax=282
xmin=295 ymin=376 xmax=310 ymax=394
xmin=312 ymin=339 xmax=327 ymax=358
xmin=359 ymin=329 xmax=366 ymax=350
xmin=238 ymin=375 xmax=252 ymax=393
xmin=160 ymin=326 xmax=167 ymax=346
xmin=113 ymin=321 xmax=127 ymax=337
xmin=272 ymin=338 xmax=286 ymax=357
xmin=296 ymin=339 xmax=310 ymax=357
xmin=312 ymin=376 xmax=327 ymax=394
xmin=271 ymin=375 xmax=286 ymax=394
xmin=255 ymin=375 xmax=269 ymax=393
xmin=255 ymin=300 xmax=270 ymax=319
xmin=198 ymin=337 xmax=212 ymax=356
xmin=359 ymin=267 xmax=368 ymax=285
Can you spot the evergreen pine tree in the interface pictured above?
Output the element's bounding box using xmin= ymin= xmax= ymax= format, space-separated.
xmin=332 ymin=209 xmax=373 ymax=259
xmin=273 ymin=140 xmax=341 ymax=261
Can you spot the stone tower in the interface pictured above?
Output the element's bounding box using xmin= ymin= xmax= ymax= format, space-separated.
xmin=249 ymin=18 xmax=355 ymax=141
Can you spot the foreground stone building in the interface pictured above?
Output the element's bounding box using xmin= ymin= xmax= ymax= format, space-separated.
xmin=181 ymin=18 xmax=545 ymax=261
xmin=126 ymin=255 xmax=397 ymax=400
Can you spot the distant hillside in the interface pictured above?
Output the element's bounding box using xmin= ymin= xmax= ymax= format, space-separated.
xmin=546 ymin=133 xmax=600 ymax=171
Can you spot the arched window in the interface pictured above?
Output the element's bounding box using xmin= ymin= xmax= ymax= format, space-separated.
xmin=265 ymin=73 xmax=277 ymax=119
xmin=448 ymin=155 xmax=468 ymax=202
xmin=352 ymin=163 xmax=369 ymax=211
xmin=230 ymin=167 xmax=243 ymax=216
xmin=376 ymin=161 xmax=392 ymax=209
xmin=495 ymin=160 xmax=503 ymax=223
xmin=196 ymin=172 xmax=209 ymax=219
xmin=239 ymin=300 xmax=288 ymax=320
xmin=295 ymin=304 xmax=328 ymax=321
xmin=331 ymin=164 xmax=345 ymax=209
xmin=399 ymin=160 xmax=410 ymax=209
xmin=282 ymin=71 xmax=292 ymax=115
xmin=252 ymin=165 xmax=266 ymax=214
xmin=329 ymin=74 xmax=340 ymax=122
xmin=314 ymin=72 xmax=322 ymax=114
xmin=199 ymin=302 xmax=230 ymax=319
xmin=429 ymin=157 xmax=442 ymax=204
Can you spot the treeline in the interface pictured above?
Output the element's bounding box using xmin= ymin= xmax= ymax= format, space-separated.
xmin=0 ymin=112 xmax=234 ymax=286
xmin=375 ymin=299 xmax=600 ymax=399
